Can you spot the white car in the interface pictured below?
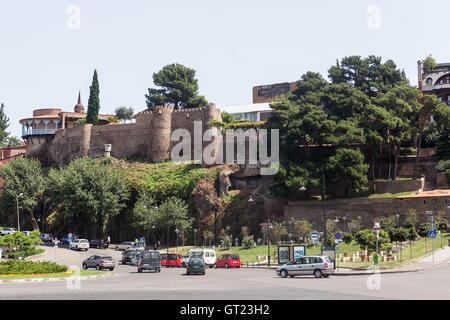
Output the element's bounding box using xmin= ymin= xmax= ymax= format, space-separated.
xmin=1 ymin=228 xmax=17 ymax=235
xmin=69 ymin=239 xmax=89 ymax=251
xmin=186 ymin=249 xmax=216 ymax=268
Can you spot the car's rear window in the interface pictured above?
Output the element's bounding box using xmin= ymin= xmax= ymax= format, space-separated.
xmin=168 ymin=254 xmax=179 ymax=259
xmin=230 ymin=254 xmax=240 ymax=259
xmin=142 ymin=252 xmax=159 ymax=259
xmin=324 ymin=256 xmax=331 ymax=263
xmin=101 ymin=256 xmax=113 ymax=260
xmin=80 ymin=240 xmax=88 ymax=243
xmin=190 ymin=259 xmax=202 ymax=265
xmin=191 ymin=252 xmax=204 ymax=258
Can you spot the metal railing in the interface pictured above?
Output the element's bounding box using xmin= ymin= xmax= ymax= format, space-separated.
xmin=22 ymin=128 xmax=57 ymax=137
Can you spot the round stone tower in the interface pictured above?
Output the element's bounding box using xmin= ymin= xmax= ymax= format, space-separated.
xmin=150 ymin=106 xmax=174 ymax=162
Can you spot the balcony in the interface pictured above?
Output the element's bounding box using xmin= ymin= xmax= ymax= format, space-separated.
xmin=22 ymin=128 xmax=57 ymax=138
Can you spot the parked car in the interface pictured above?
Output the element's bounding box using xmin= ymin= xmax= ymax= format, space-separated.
xmin=61 ymin=234 xmax=82 ymax=246
xmin=39 ymin=233 xmax=53 ymax=242
xmin=185 ymin=249 xmax=216 ymax=268
xmin=21 ymin=231 xmax=32 ymax=236
xmin=165 ymin=253 xmax=183 ymax=267
xmin=89 ymin=239 xmax=108 ymax=249
xmin=215 ymin=253 xmax=241 ymax=268
xmin=1 ymin=228 xmax=16 ymax=236
xmin=137 ymin=250 xmax=161 ymax=273
xmin=181 ymin=254 xmax=190 ymax=268
xmin=276 ymin=255 xmax=334 ymax=278
xmin=115 ymin=242 xmax=135 ymax=251
xmin=186 ymin=258 xmax=206 ymax=275
xmin=121 ymin=249 xmax=141 ymax=265
xmin=130 ymin=251 xmax=142 ymax=266
xmin=69 ymin=239 xmax=90 ymax=251
xmin=82 ymin=255 xmax=115 ymax=271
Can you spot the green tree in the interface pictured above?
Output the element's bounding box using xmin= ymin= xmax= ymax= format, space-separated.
xmin=115 ymin=106 xmax=134 ymax=123
xmin=288 ymin=218 xmax=312 ymax=241
xmin=342 ymin=232 xmax=353 ymax=245
xmin=145 ymin=63 xmax=207 ymax=110
xmin=0 ymin=103 xmax=10 ymax=145
xmin=326 ymin=148 xmax=369 ymax=194
xmin=423 ymin=55 xmax=437 ymax=73
xmin=404 ymin=209 xmax=418 ymax=229
xmin=46 ymin=158 xmax=129 ymax=238
xmin=355 ymin=229 xmax=390 ymax=260
xmin=0 ymin=157 xmax=45 ymax=231
xmin=220 ymin=234 xmax=232 ymax=249
xmin=146 ymin=197 xmax=193 ymax=246
xmin=86 ymin=70 xmax=100 ymax=125
xmin=328 ymin=55 xmax=407 ymax=96
xmin=411 ymin=95 xmax=447 ymax=178
xmin=221 ymin=111 xmax=235 ymax=124
xmin=406 ymin=228 xmax=418 ymax=258
xmin=270 ymin=221 xmax=287 ymax=244
xmin=242 ymin=235 xmax=256 ymax=249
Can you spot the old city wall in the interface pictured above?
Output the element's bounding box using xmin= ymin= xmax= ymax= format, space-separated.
xmin=284 ymin=196 xmax=450 ymax=231
xmin=26 ymin=103 xmax=224 ymax=167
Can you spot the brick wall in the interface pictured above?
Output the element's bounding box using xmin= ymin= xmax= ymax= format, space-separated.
xmin=284 ymin=196 xmax=450 ymax=231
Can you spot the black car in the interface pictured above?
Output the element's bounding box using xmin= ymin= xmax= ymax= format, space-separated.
xmin=121 ymin=249 xmax=139 ymax=265
xmin=89 ymin=239 xmax=109 ymax=249
xmin=137 ymin=250 xmax=161 ymax=273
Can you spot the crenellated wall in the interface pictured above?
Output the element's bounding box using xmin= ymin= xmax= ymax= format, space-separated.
xmin=24 ymin=103 xmax=224 ymax=167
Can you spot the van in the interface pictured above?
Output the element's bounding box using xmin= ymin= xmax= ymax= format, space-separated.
xmin=138 ymin=250 xmax=161 ymax=273
xmin=186 ymin=249 xmax=216 ymax=268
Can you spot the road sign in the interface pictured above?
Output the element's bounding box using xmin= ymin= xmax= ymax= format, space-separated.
xmin=429 ymin=230 xmax=437 ymax=239
xmin=334 ymin=232 xmax=342 ymax=240
xmin=310 ymin=232 xmax=319 ymax=243
xmin=334 ymin=239 xmax=342 ymax=244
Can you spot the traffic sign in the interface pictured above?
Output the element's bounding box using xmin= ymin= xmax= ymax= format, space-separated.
xmin=429 ymin=230 xmax=437 ymax=239
xmin=334 ymin=239 xmax=342 ymax=244
xmin=310 ymin=232 xmax=319 ymax=243
xmin=334 ymin=232 xmax=342 ymax=240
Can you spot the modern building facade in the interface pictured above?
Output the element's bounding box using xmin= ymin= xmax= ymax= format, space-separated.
xmin=220 ymin=103 xmax=272 ymax=122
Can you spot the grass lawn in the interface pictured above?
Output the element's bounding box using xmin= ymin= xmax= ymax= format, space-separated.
xmin=0 ymin=269 xmax=106 ymax=280
xmin=167 ymin=232 xmax=449 ymax=268
xmin=339 ymin=232 xmax=450 ymax=269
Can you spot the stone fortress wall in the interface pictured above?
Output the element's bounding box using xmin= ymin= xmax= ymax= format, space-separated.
xmin=25 ymin=103 xmax=222 ymax=167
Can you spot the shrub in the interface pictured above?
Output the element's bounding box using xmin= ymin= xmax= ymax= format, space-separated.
xmin=242 ymin=235 xmax=256 ymax=249
xmin=0 ymin=260 xmax=68 ymax=274
xmin=220 ymin=235 xmax=232 ymax=249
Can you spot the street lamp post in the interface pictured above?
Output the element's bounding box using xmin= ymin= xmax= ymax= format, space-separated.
xmin=248 ymin=192 xmax=272 ymax=266
xmin=16 ymin=193 xmax=23 ymax=232
xmin=194 ymin=229 xmax=197 ymax=247
xmin=175 ymin=228 xmax=179 ymax=252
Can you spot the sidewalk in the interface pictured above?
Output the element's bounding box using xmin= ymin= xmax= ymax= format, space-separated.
xmin=245 ymin=246 xmax=450 ymax=275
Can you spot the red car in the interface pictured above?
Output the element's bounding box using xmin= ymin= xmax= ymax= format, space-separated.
xmin=215 ymin=253 xmax=241 ymax=268
xmin=161 ymin=253 xmax=183 ymax=267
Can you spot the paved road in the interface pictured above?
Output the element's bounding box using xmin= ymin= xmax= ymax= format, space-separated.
xmin=2 ymin=246 xmax=449 ymax=300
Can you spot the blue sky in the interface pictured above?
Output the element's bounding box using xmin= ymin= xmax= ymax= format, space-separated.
xmin=1 ymin=0 xmax=449 ymax=137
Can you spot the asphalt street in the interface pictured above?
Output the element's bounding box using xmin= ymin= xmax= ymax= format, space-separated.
xmin=1 ymin=246 xmax=449 ymax=300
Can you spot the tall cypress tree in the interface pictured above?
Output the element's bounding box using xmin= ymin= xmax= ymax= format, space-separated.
xmin=86 ymin=70 xmax=100 ymax=125
xmin=0 ymin=103 xmax=10 ymax=145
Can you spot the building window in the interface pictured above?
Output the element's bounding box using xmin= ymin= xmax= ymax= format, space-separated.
xmin=427 ymin=78 xmax=433 ymax=86
xmin=448 ymin=96 xmax=450 ymax=105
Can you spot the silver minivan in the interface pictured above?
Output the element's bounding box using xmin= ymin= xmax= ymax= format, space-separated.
xmin=276 ymin=255 xmax=334 ymax=278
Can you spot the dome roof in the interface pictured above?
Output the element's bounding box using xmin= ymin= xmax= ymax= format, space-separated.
xmin=74 ymin=91 xmax=85 ymax=113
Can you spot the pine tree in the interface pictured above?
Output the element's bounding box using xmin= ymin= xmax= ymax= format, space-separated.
xmin=86 ymin=70 xmax=100 ymax=125
xmin=0 ymin=103 xmax=10 ymax=145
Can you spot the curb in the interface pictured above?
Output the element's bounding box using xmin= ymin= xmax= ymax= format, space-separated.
xmin=0 ymin=270 xmax=114 ymax=284
xmin=25 ymin=250 xmax=48 ymax=261
xmin=242 ymin=259 xmax=449 ymax=275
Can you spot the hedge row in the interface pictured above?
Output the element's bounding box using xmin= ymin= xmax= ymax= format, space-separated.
xmin=0 ymin=260 xmax=68 ymax=274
